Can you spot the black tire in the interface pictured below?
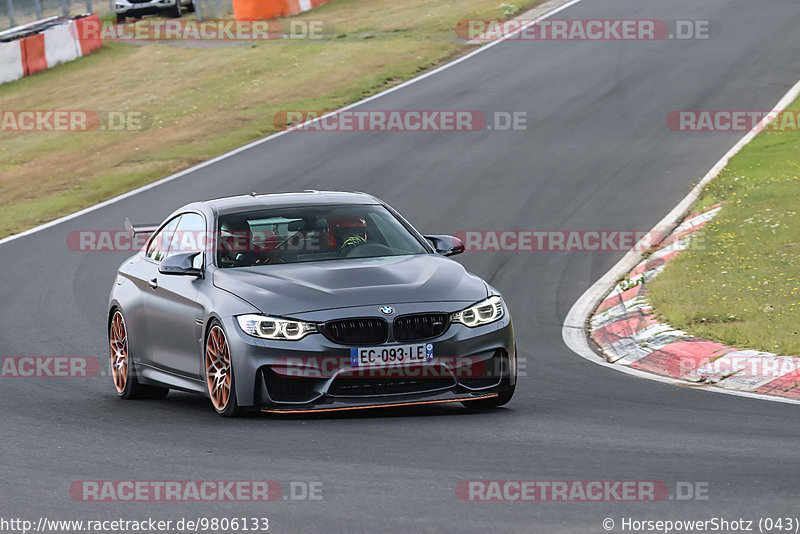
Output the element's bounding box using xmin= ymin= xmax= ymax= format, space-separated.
xmin=204 ymin=321 xmax=242 ymax=417
xmin=116 ymin=14 xmax=126 ymax=22
xmin=168 ymin=0 xmax=182 ymax=18
xmin=185 ymin=0 xmax=195 ymax=13
xmin=109 ymin=309 xmax=170 ymax=400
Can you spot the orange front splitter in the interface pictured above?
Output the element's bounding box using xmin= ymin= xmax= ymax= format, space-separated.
xmin=261 ymin=393 xmax=499 ymax=414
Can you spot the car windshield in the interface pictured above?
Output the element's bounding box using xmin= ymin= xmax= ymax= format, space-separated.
xmin=216 ymin=204 xmax=428 ymax=268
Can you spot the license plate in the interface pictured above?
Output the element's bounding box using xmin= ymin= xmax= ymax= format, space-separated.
xmin=350 ymin=343 xmax=434 ymax=368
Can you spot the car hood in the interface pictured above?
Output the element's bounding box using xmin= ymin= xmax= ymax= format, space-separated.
xmin=212 ymin=254 xmax=488 ymax=315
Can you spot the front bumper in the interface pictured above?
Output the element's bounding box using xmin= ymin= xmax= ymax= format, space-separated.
xmin=220 ymin=306 xmax=516 ymax=409
xmin=261 ymin=392 xmax=500 ymax=414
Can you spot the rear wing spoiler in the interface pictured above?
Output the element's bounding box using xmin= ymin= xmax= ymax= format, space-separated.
xmin=124 ymin=218 xmax=160 ymax=238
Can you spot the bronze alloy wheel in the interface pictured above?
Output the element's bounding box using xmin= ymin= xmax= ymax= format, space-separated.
xmin=109 ymin=311 xmax=129 ymax=394
xmin=205 ymin=325 xmax=232 ymax=412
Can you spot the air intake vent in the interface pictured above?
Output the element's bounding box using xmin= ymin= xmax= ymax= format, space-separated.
xmin=329 ymin=368 xmax=455 ymax=397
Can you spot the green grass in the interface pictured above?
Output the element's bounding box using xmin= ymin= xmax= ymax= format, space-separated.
xmin=0 ymin=0 xmax=542 ymax=237
xmin=648 ymin=99 xmax=800 ymax=356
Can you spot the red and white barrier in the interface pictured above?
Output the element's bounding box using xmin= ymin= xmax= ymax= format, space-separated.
xmin=21 ymin=32 xmax=47 ymax=75
xmin=0 ymin=40 xmax=24 ymax=84
xmin=43 ymin=21 xmax=82 ymax=67
xmin=0 ymin=14 xmax=103 ymax=86
xmin=73 ymin=14 xmax=103 ymax=55
xmin=233 ymin=0 xmax=335 ymax=22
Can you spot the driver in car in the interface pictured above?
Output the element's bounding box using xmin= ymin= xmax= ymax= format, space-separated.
xmin=327 ymin=215 xmax=368 ymax=250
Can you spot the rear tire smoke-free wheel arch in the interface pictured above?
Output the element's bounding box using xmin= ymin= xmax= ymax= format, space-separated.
xmin=108 ymin=308 xmax=169 ymax=400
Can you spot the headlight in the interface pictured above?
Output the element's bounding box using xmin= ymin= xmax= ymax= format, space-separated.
xmin=451 ymin=296 xmax=504 ymax=327
xmin=236 ymin=314 xmax=317 ymax=341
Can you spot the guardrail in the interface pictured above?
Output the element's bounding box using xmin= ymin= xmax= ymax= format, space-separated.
xmin=1 ymin=0 xmax=98 ymax=30
xmin=1 ymin=0 xmax=234 ymax=28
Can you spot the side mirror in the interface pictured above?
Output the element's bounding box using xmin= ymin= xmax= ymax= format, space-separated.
xmin=424 ymin=235 xmax=465 ymax=257
xmin=159 ymin=252 xmax=204 ymax=277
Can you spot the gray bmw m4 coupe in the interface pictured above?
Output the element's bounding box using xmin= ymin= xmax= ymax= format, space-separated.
xmin=108 ymin=191 xmax=516 ymax=416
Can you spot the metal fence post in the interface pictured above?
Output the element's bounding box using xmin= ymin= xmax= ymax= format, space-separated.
xmin=84 ymin=0 xmax=91 ymax=11
xmin=60 ymin=0 xmax=69 ymax=16
xmin=6 ymin=0 xmax=15 ymax=28
xmin=33 ymin=0 xmax=42 ymax=19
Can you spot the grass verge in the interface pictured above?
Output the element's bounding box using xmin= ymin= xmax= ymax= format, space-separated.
xmin=0 ymin=0 xmax=542 ymax=238
xmin=648 ymin=98 xmax=800 ymax=356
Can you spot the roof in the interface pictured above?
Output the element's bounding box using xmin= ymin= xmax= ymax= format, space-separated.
xmin=205 ymin=191 xmax=380 ymax=215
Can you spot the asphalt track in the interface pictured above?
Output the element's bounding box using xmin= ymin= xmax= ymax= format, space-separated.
xmin=3 ymin=0 xmax=800 ymax=532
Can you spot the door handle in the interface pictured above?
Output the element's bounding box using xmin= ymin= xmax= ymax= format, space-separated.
xmin=148 ymin=277 xmax=158 ymax=290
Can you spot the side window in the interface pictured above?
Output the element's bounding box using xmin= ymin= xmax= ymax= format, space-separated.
xmin=145 ymin=216 xmax=181 ymax=263
xmin=165 ymin=213 xmax=206 ymax=261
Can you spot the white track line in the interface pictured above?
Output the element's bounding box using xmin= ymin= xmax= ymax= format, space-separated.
xmin=0 ymin=0 xmax=583 ymax=248
xmin=562 ymin=77 xmax=800 ymax=406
